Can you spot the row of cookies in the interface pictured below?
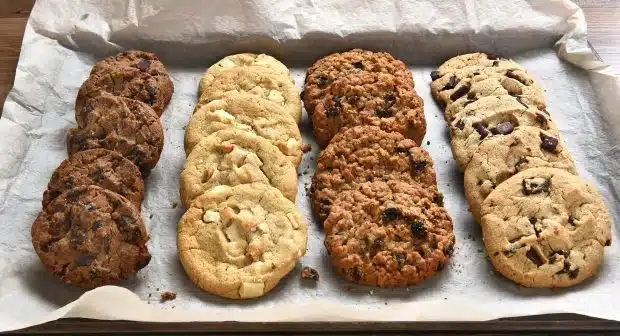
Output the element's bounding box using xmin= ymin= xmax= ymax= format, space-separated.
xmin=31 ymin=51 xmax=174 ymax=288
xmin=304 ymin=50 xmax=455 ymax=288
xmin=431 ymin=52 xmax=612 ymax=288
xmin=176 ymin=54 xmax=307 ymax=299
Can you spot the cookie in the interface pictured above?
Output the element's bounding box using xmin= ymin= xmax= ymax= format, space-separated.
xmin=180 ymin=129 xmax=297 ymax=209
xmin=42 ymin=149 xmax=144 ymax=210
xmin=310 ymin=126 xmax=438 ymax=224
xmin=31 ymin=185 xmax=151 ymax=289
xmin=198 ymin=66 xmax=301 ymax=122
xmin=303 ymin=49 xmax=413 ymax=115
xmin=464 ymin=126 xmax=577 ymax=221
xmin=434 ymin=52 xmax=519 ymax=73
xmin=185 ymin=91 xmax=302 ymax=166
xmin=177 ymin=183 xmax=307 ymax=299
xmin=67 ymin=93 xmax=164 ymax=176
xmin=199 ymin=53 xmax=290 ymax=94
xmin=481 ymin=168 xmax=612 ymax=288
xmin=449 ymin=95 xmax=558 ymax=169
xmin=431 ymin=66 xmax=545 ymax=119
xmin=76 ymin=50 xmax=174 ymax=116
xmin=311 ymin=71 xmax=425 ymax=148
xmin=324 ymin=180 xmax=454 ymax=287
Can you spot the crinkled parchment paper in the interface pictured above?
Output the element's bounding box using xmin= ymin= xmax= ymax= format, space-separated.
xmin=0 ymin=0 xmax=619 ymax=331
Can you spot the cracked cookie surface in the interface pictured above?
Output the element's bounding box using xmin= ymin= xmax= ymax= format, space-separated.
xmin=303 ymin=49 xmax=413 ymax=115
xmin=32 ymin=185 xmax=150 ymax=289
xmin=324 ymin=180 xmax=454 ymax=287
xmin=449 ymin=95 xmax=558 ymax=169
xmin=76 ymin=50 xmax=173 ymax=116
xmin=481 ymin=168 xmax=612 ymax=288
xmin=310 ymin=126 xmax=438 ymax=224
xmin=198 ymin=66 xmax=301 ymax=122
xmin=177 ymin=183 xmax=307 ymax=299
xmin=180 ymin=129 xmax=297 ymax=209
xmin=311 ymin=71 xmax=425 ymax=148
xmin=43 ymin=149 xmax=144 ymax=210
xmin=185 ymin=91 xmax=302 ymax=166
xmin=67 ymin=93 xmax=164 ymax=176
xmin=464 ymin=126 xmax=576 ymax=221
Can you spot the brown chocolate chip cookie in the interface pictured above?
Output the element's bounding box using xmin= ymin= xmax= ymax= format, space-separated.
xmin=310 ymin=126 xmax=438 ymax=224
xmin=67 ymin=93 xmax=164 ymax=176
xmin=303 ymin=49 xmax=413 ymax=115
xmin=42 ymin=149 xmax=145 ymax=210
xmin=324 ymin=180 xmax=455 ymax=287
xmin=311 ymin=71 xmax=426 ymax=148
xmin=481 ymin=168 xmax=612 ymax=288
xmin=31 ymin=185 xmax=151 ymax=289
xmin=76 ymin=50 xmax=174 ymax=116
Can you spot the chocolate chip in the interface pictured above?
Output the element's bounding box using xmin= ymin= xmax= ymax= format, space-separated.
xmin=136 ymin=254 xmax=151 ymax=270
xmin=409 ymin=219 xmax=427 ymax=237
xmin=436 ymin=262 xmax=445 ymax=271
xmin=472 ymin=122 xmax=489 ymax=139
xmin=320 ymin=198 xmax=332 ymax=205
xmin=325 ymin=107 xmax=340 ymax=117
xmin=382 ymin=207 xmax=400 ymax=221
xmin=395 ymin=146 xmax=409 ymax=154
xmin=505 ymin=70 xmax=529 ymax=85
xmin=473 ymin=72 xmax=480 ymax=76
xmin=92 ymin=220 xmax=104 ymax=231
xmin=606 ymin=239 xmax=611 ymax=246
xmin=467 ymin=92 xmax=476 ymax=99
xmin=84 ymin=202 xmax=95 ymax=211
xmin=486 ymin=53 xmax=505 ymax=60
xmin=75 ymin=253 xmax=96 ymax=267
xmin=455 ymin=119 xmax=465 ymax=130
xmin=66 ymin=190 xmax=79 ymax=202
xmin=384 ymin=93 xmax=396 ymax=107
xmin=51 ymin=203 xmax=66 ymax=213
xmin=515 ymin=157 xmax=529 ymax=170
xmin=529 ymin=217 xmax=537 ymax=224
xmin=84 ymin=103 xmax=93 ymax=114
xmin=316 ymin=74 xmax=329 ymax=88
xmin=137 ymin=58 xmax=151 ymax=72
xmin=70 ymin=231 xmax=87 ymax=248
xmin=411 ymin=160 xmax=428 ymax=173
xmin=521 ymin=177 xmax=551 ymax=195
xmin=492 ymin=60 xmax=499 ymax=66
xmin=515 ymin=96 xmax=529 ymax=108
xmin=375 ymin=108 xmax=393 ymax=118
xmin=463 ymin=99 xmax=476 ymax=107
xmin=430 ymin=70 xmax=441 ymax=81
xmin=433 ymin=193 xmax=444 ymax=206
xmin=116 ymin=215 xmax=135 ymax=227
xmin=568 ymin=216 xmax=575 ymax=225
xmin=88 ymin=168 xmax=103 ymax=180
xmin=394 ymin=253 xmax=405 ymax=269
xmin=351 ymin=61 xmax=364 ymax=69
xmin=146 ymin=87 xmax=157 ymax=105
xmin=103 ymin=236 xmax=110 ymax=253
xmin=490 ymin=121 xmax=514 ymax=135
xmin=441 ymin=76 xmax=458 ymax=91
xmin=443 ymin=243 xmax=454 ymax=257
xmin=449 ymin=83 xmax=470 ymax=101
xmin=540 ymin=133 xmax=558 ymax=152
xmin=40 ymin=243 xmax=51 ymax=252
xmin=535 ymin=112 xmax=548 ymax=127
xmin=526 ymin=248 xmax=544 ymax=266
xmin=348 ymin=95 xmax=359 ymax=105
xmin=569 ymin=268 xmax=579 ymax=279
xmin=548 ymin=254 xmax=557 ymax=264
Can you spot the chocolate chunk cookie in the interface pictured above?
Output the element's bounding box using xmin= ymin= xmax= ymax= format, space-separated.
xmin=67 ymin=93 xmax=164 ymax=176
xmin=177 ymin=183 xmax=307 ymax=299
xmin=324 ymin=180 xmax=455 ymax=287
xmin=449 ymin=95 xmax=558 ymax=169
xmin=198 ymin=66 xmax=301 ymax=123
xmin=31 ymin=185 xmax=151 ymax=289
xmin=481 ymin=168 xmax=612 ymax=288
xmin=76 ymin=50 xmax=174 ymax=116
xmin=303 ymin=49 xmax=413 ymax=115
xmin=311 ymin=126 xmax=438 ymax=224
xmin=464 ymin=126 xmax=577 ymax=221
xmin=311 ymin=71 xmax=425 ymax=148
xmin=435 ymin=52 xmax=519 ymax=73
xmin=42 ymin=149 xmax=144 ymax=210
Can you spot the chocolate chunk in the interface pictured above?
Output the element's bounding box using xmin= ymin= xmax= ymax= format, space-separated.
xmin=325 ymin=107 xmax=340 ymax=117
xmin=382 ymin=207 xmax=400 ymax=221
xmin=463 ymin=99 xmax=476 ymax=107
xmin=449 ymin=83 xmax=471 ymax=101
xmin=409 ymin=219 xmax=427 ymax=237
xmin=467 ymin=91 xmax=476 ymax=99
xmin=384 ymin=93 xmax=396 ymax=107
xmin=394 ymin=253 xmax=405 ymax=269
xmin=116 ymin=215 xmax=135 ymax=227
xmin=535 ymin=112 xmax=548 ymax=126
xmin=515 ymin=157 xmax=529 ymax=170
xmin=70 ymin=231 xmax=87 ymax=248
xmin=92 ymin=220 xmax=104 ymax=231
xmin=75 ymin=253 xmax=96 ymax=267
xmin=136 ymin=254 xmax=151 ymax=270
xmin=300 ymin=266 xmax=320 ymax=281
xmin=606 ymin=239 xmax=611 ymax=246
xmin=490 ymin=121 xmax=514 ymax=135
xmin=548 ymin=254 xmax=557 ymax=264
xmin=443 ymin=243 xmax=454 ymax=257
xmin=526 ymin=248 xmax=544 ymax=266
xmin=569 ymin=268 xmax=579 ymax=279
xmin=84 ymin=103 xmax=93 ymax=114
xmin=351 ymin=61 xmax=364 ymax=69
xmin=505 ymin=70 xmax=529 ymax=85
xmin=375 ymin=108 xmax=393 ymax=118
xmin=568 ymin=215 xmax=575 ymax=225
xmin=521 ymin=177 xmax=551 ymax=195
xmin=137 ymin=58 xmax=150 ymax=72
xmin=441 ymin=76 xmax=458 ymax=91
xmin=66 ymin=190 xmax=79 ymax=202
xmin=395 ymin=146 xmax=409 ymax=154
xmin=316 ymin=74 xmax=329 ymax=88
xmin=486 ymin=53 xmax=505 ymax=60
xmin=492 ymin=60 xmax=499 ymax=67
xmin=433 ymin=193 xmax=444 ymax=206
xmin=320 ymin=198 xmax=332 ymax=205
xmin=455 ymin=119 xmax=465 ymax=130
xmin=146 ymin=87 xmax=157 ymax=105
xmin=540 ymin=133 xmax=558 ymax=152
xmin=515 ymin=96 xmax=529 ymax=108
xmin=430 ymin=70 xmax=441 ymax=81
xmin=472 ymin=122 xmax=489 ymax=139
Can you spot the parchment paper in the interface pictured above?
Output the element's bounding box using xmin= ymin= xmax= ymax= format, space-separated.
xmin=1 ymin=0 xmax=619 ymax=332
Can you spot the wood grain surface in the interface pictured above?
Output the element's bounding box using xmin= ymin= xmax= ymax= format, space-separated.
xmin=1 ymin=0 xmax=620 ymax=334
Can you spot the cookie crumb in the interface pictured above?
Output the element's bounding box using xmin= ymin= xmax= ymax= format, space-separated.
xmin=160 ymin=291 xmax=177 ymax=302
xmin=426 ymin=141 xmax=430 ymax=146
xmin=172 ymin=202 xmax=178 ymax=209
xmin=302 ymin=143 xmax=312 ymax=153
xmin=300 ymin=266 xmax=319 ymax=281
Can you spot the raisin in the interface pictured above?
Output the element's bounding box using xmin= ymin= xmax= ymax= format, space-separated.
xmin=75 ymin=253 xmax=96 ymax=267
xmin=449 ymin=83 xmax=470 ymax=101
xmin=467 ymin=91 xmax=476 ymax=99
xmin=472 ymin=122 xmax=489 ymax=139
xmin=409 ymin=219 xmax=426 ymax=237
xmin=375 ymin=108 xmax=393 ymax=118
xmin=374 ymin=237 xmax=384 ymax=249
xmin=84 ymin=103 xmax=93 ymax=114
xmin=540 ymin=133 xmax=558 ymax=152
xmin=316 ymin=74 xmax=329 ymax=88
xmin=395 ymin=146 xmax=409 ymax=154
xmin=441 ymin=76 xmax=458 ymax=91
xmin=146 ymin=87 xmax=157 ymax=106
xmin=492 ymin=60 xmax=499 ymax=66
xmin=70 ymin=231 xmax=87 ymax=248
xmin=40 ymin=242 xmax=51 ymax=253
xmin=526 ymin=248 xmax=544 ymax=266
xmin=433 ymin=193 xmax=444 ymax=206
xmin=87 ymin=167 xmax=103 ymax=180
xmin=66 ymin=190 xmax=80 ymax=202
xmin=116 ymin=215 xmax=135 ymax=227
xmin=382 ymin=207 xmax=400 ymax=221
xmin=137 ymin=58 xmax=150 ymax=72
xmin=92 ymin=220 xmax=104 ymax=231
xmin=351 ymin=61 xmax=364 ymax=69
xmin=384 ymin=93 xmax=396 ymax=107
xmin=325 ymin=107 xmax=340 ymax=117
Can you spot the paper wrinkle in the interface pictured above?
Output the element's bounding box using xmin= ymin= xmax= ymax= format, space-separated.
xmin=1 ymin=0 xmax=620 ymax=332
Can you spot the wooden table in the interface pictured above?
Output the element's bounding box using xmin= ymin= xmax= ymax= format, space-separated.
xmin=2 ymin=0 xmax=620 ymax=334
